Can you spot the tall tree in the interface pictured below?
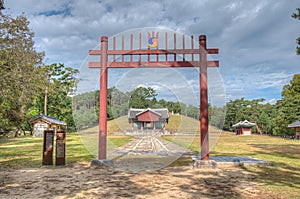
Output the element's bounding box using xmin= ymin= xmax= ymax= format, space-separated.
xmin=273 ymin=74 xmax=300 ymax=136
xmin=223 ymin=98 xmax=274 ymax=133
xmin=129 ymin=87 xmax=157 ymax=108
xmin=0 ymin=0 xmax=4 ymax=10
xmin=0 ymin=13 xmax=44 ymax=134
xmin=292 ymin=8 xmax=300 ymax=54
xmin=30 ymin=63 xmax=79 ymax=131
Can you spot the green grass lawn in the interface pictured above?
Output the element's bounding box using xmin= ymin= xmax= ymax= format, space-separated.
xmin=165 ymin=114 xmax=199 ymax=133
xmin=164 ymin=132 xmax=300 ymax=198
xmin=1 ymin=115 xmax=300 ymax=198
xmin=0 ymin=133 xmax=92 ymax=168
xmin=0 ymin=116 xmax=132 ymax=168
xmin=214 ymin=133 xmax=300 ymax=198
xmin=163 ymin=115 xmax=300 ymax=198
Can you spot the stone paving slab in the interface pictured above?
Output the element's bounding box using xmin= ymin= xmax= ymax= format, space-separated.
xmin=193 ymin=156 xmax=271 ymax=165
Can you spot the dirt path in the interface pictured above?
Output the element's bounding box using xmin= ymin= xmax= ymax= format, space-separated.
xmin=0 ymin=162 xmax=274 ymax=199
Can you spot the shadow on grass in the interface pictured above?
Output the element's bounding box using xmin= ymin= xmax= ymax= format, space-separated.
xmin=240 ymin=162 xmax=300 ymax=189
xmin=249 ymin=144 xmax=300 ymax=160
xmin=242 ymin=144 xmax=300 ymax=191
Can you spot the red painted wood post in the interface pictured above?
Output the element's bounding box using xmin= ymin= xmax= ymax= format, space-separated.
xmin=199 ymin=35 xmax=209 ymax=160
xmin=99 ymin=36 xmax=108 ymax=160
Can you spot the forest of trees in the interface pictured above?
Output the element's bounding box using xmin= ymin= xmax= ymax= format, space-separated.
xmin=73 ymin=87 xmax=183 ymax=129
xmin=0 ymin=3 xmax=299 ymax=137
xmin=72 ymin=73 xmax=300 ymax=137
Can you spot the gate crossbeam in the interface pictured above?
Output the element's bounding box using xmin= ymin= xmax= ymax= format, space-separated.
xmin=89 ymin=61 xmax=218 ymax=68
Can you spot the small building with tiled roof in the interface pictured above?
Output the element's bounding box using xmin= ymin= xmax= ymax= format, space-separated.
xmin=128 ymin=108 xmax=169 ymax=130
xmin=288 ymin=119 xmax=300 ymax=139
xmin=29 ymin=114 xmax=67 ymax=137
xmin=232 ymin=120 xmax=255 ymax=135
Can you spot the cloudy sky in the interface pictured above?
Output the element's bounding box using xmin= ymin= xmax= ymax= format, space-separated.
xmin=4 ymin=0 xmax=300 ymax=106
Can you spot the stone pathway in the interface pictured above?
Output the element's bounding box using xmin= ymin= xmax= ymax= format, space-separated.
xmin=109 ymin=135 xmax=192 ymax=157
xmin=107 ymin=134 xmax=193 ymax=172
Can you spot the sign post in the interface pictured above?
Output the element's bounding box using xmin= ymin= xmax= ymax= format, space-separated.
xmin=43 ymin=130 xmax=54 ymax=165
xmin=55 ymin=130 xmax=66 ymax=166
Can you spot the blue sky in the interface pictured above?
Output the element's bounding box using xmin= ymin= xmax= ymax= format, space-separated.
xmin=4 ymin=0 xmax=300 ymax=106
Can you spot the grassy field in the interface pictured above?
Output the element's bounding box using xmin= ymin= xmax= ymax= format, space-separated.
xmin=0 ymin=116 xmax=132 ymax=168
xmin=163 ymin=115 xmax=300 ymax=197
xmin=1 ymin=115 xmax=300 ymax=198
xmin=165 ymin=133 xmax=300 ymax=198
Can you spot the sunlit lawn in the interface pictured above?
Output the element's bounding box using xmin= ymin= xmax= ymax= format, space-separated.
xmin=163 ymin=115 xmax=300 ymax=198
xmin=1 ymin=115 xmax=300 ymax=198
xmin=164 ymin=132 xmax=300 ymax=198
xmin=0 ymin=116 xmax=132 ymax=168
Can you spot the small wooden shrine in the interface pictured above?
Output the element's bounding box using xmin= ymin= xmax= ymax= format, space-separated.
xmin=288 ymin=119 xmax=300 ymax=139
xmin=29 ymin=114 xmax=67 ymax=137
xmin=128 ymin=108 xmax=169 ymax=130
xmin=232 ymin=120 xmax=255 ymax=135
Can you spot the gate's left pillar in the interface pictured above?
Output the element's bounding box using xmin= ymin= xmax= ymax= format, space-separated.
xmin=99 ymin=36 xmax=108 ymax=160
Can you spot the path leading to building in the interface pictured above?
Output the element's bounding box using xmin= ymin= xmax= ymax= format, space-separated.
xmin=107 ymin=132 xmax=194 ymax=172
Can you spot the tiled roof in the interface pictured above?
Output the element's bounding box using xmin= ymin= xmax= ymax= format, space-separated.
xmin=128 ymin=108 xmax=169 ymax=119
xmin=29 ymin=114 xmax=67 ymax=126
xmin=232 ymin=120 xmax=255 ymax=128
xmin=288 ymin=119 xmax=300 ymax=128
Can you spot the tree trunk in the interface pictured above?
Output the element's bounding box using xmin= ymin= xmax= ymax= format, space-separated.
xmin=255 ymin=123 xmax=262 ymax=134
xmin=21 ymin=128 xmax=26 ymax=136
xmin=14 ymin=128 xmax=19 ymax=137
xmin=254 ymin=116 xmax=262 ymax=134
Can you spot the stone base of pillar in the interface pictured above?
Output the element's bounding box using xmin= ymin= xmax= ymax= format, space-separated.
xmin=193 ymin=160 xmax=217 ymax=169
xmin=90 ymin=159 xmax=114 ymax=168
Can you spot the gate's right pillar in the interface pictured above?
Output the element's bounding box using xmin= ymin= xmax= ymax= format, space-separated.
xmin=199 ymin=35 xmax=209 ymax=160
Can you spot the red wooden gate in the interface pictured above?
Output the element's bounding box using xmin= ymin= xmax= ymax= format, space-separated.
xmin=89 ymin=31 xmax=219 ymax=161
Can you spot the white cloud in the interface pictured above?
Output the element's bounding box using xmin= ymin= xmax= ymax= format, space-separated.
xmin=4 ymin=0 xmax=300 ymax=105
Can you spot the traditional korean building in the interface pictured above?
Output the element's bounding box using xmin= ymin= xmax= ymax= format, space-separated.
xmin=232 ymin=120 xmax=255 ymax=135
xmin=128 ymin=108 xmax=169 ymax=130
xmin=288 ymin=119 xmax=300 ymax=139
xmin=29 ymin=114 xmax=67 ymax=137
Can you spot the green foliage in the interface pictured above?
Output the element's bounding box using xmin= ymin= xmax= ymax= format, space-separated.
xmin=209 ymin=106 xmax=225 ymax=129
xmin=0 ymin=12 xmax=44 ymax=133
xmin=73 ymin=87 xmax=199 ymax=129
xmin=223 ymin=98 xmax=276 ymax=134
xmin=273 ymin=74 xmax=300 ymax=136
xmin=0 ymin=0 xmax=4 ymax=10
xmin=222 ymin=74 xmax=300 ymax=136
xmin=292 ymin=8 xmax=300 ymax=54
xmin=34 ymin=63 xmax=79 ymax=131
xmin=73 ymin=90 xmax=98 ymax=129
xmin=128 ymin=87 xmax=157 ymax=108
